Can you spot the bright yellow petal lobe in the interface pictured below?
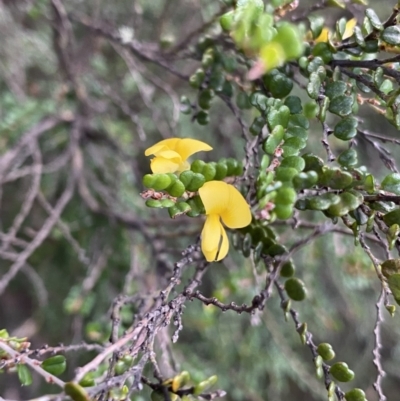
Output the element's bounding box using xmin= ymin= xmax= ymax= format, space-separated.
xmin=199 ymin=181 xmax=230 ymax=215
xmin=145 ymin=138 xmax=212 ymax=174
xmin=150 ymin=157 xmax=180 ymax=174
xmin=202 ymin=214 xmax=223 ymax=256
xmin=156 ymin=150 xmax=182 ymax=160
xmin=220 ymin=185 xmax=252 ymax=228
xmin=199 ymin=181 xmax=252 ymax=262
xmin=175 ymin=138 xmax=213 ymax=161
xmin=201 ymin=214 xmax=229 ymax=262
xmin=145 ymin=138 xmax=181 ymax=156
xmin=343 ymin=18 xmax=357 ymax=40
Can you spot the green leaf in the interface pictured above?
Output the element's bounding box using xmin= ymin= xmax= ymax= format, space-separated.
xmin=250 ymin=92 xmax=269 ymax=111
xmin=250 ymin=116 xmax=265 ymax=136
xmin=307 ymin=72 xmax=321 ymax=99
xmin=267 ymin=105 xmax=290 ymax=129
xmin=191 ymin=159 xmax=206 ymax=173
xmin=312 ymin=42 xmax=333 ymax=63
xmin=166 ymin=180 xmax=186 ymax=197
xmin=334 ymin=117 xmax=358 ymax=140
xmin=168 ymin=202 xmax=192 ymax=218
xmin=328 ymin=95 xmax=354 ymax=116
xmin=381 ymin=173 xmax=400 ymax=194
xmin=345 ymin=388 xmax=367 ymax=401
xmin=383 ymin=209 xmax=400 ymax=227
xmin=365 ymin=8 xmax=383 ymax=31
xmin=202 ymin=163 xmax=217 ymax=181
xmin=214 ymin=161 xmax=228 ymax=180
xmin=275 ymin=187 xmax=296 ymax=205
xmin=307 ymin=57 xmax=324 ymax=74
xmin=17 ymin=364 xmax=32 ymax=386
xmin=282 ymin=137 xmax=307 ymax=152
xmin=275 ymin=167 xmax=298 ymax=182
xmin=263 ymin=125 xmax=285 ymax=154
xmin=179 ymin=171 xmax=205 ymax=192
xmin=330 ymin=362 xmax=355 ymax=382
xmin=198 ymin=89 xmax=215 ymax=110
xmin=303 ymin=193 xmax=340 ymax=211
xmin=326 ymin=191 xmax=362 ymax=217
xmin=180 ymin=96 xmax=192 ymax=115
xmin=143 ymin=174 xmax=172 ymax=191
xmin=302 ymin=153 xmax=324 ymax=173
xmin=280 ymin=155 xmax=305 ymax=171
xmin=292 ymin=171 xmax=318 ymax=190
xmin=381 ymin=259 xmax=400 ymax=279
xmin=284 ymin=126 xmax=308 ymax=140
xmin=196 ymin=110 xmax=210 ymax=125
xmin=288 ymin=114 xmax=310 ymax=129
xmin=336 ymin=17 xmax=347 ymax=40
xmin=265 ymin=72 xmax=293 ymax=98
xmin=280 ymin=260 xmax=295 ymax=277
xmin=284 ymin=96 xmax=302 ymax=114
xmin=388 ymin=274 xmax=400 ymax=305
xmin=338 ymin=148 xmax=358 ymax=167
xmin=354 ymin=26 xmax=366 ymax=47
xmin=42 ymin=355 xmax=67 ymax=376
xmin=308 ymin=15 xmax=325 ymax=39
xmin=236 ymin=91 xmax=252 ymax=109
xmin=325 ymin=81 xmax=347 ymax=99
xmin=380 ymin=79 xmax=394 ymax=95
xmin=274 ymin=23 xmax=304 ymax=59
xmin=327 ymin=0 xmax=345 ymax=8
xmin=317 ymin=343 xmax=336 ymax=361
xmin=220 ymin=11 xmax=235 ymax=32
xmin=365 ymin=174 xmax=375 ymax=194
xmin=65 ymin=382 xmax=90 ymax=401
xmin=285 ymin=278 xmax=307 ymax=301
xmin=274 ymin=204 xmax=294 ymax=220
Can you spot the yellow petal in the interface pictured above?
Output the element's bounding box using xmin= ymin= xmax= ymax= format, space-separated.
xmin=177 ymin=160 xmax=190 ymax=173
xmin=156 ymin=150 xmax=182 ymax=161
xmin=150 ymin=157 xmax=180 ymax=173
xmin=175 ymin=138 xmax=213 ymax=161
xmin=202 ymin=214 xmax=222 ymax=254
xmin=315 ymin=27 xmax=330 ymax=43
xmin=144 ymin=138 xmax=181 ymax=156
xmin=342 ymin=18 xmax=357 ymax=40
xmin=199 ymin=181 xmax=231 ymax=216
xmin=216 ymin=224 xmax=229 ymax=261
xmin=220 ymin=185 xmax=252 ymax=229
xmin=199 ymin=181 xmax=252 ymax=228
xmin=201 ymin=214 xmax=229 ymax=262
xmin=145 ymin=138 xmax=212 ymax=161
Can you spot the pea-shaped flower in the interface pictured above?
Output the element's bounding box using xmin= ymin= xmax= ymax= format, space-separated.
xmin=199 ymin=181 xmax=252 ymax=262
xmin=145 ymin=138 xmax=212 ymax=174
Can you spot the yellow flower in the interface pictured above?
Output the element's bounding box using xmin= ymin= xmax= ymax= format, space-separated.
xmin=145 ymin=138 xmax=212 ymax=174
xmin=199 ymin=181 xmax=252 ymax=262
